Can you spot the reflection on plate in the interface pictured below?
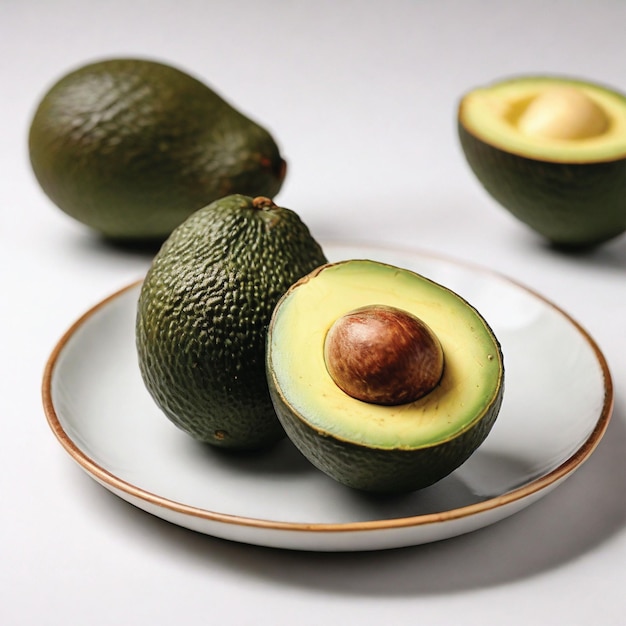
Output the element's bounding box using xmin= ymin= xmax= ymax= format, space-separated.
xmin=42 ymin=243 xmax=613 ymax=551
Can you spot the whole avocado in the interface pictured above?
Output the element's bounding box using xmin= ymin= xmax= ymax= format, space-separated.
xmin=136 ymin=194 xmax=327 ymax=450
xmin=28 ymin=58 xmax=287 ymax=241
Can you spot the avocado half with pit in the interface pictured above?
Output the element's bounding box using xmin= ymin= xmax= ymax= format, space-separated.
xmin=458 ymin=75 xmax=626 ymax=248
xmin=266 ymin=259 xmax=504 ymax=493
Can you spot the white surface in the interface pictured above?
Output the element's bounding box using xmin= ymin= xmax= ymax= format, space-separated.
xmin=43 ymin=244 xmax=611 ymax=551
xmin=3 ymin=0 xmax=626 ymax=624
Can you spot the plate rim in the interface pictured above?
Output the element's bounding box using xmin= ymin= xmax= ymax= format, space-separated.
xmin=41 ymin=242 xmax=614 ymax=537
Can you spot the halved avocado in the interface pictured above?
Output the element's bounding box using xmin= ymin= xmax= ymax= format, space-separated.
xmin=458 ymin=75 xmax=626 ymax=248
xmin=266 ymin=259 xmax=504 ymax=493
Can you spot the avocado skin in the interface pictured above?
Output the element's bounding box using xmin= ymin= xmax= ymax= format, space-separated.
xmin=269 ymin=375 xmax=503 ymax=493
xmin=458 ymin=122 xmax=626 ymax=248
xmin=29 ymin=58 xmax=287 ymax=241
xmin=136 ymin=194 xmax=327 ymax=450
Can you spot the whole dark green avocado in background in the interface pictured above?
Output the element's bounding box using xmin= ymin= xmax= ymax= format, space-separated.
xmin=136 ymin=194 xmax=327 ymax=450
xmin=28 ymin=58 xmax=287 ymax=241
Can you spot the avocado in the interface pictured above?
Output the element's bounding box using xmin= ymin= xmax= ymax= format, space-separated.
xmin=29 ymin=58 xmax=287 ymax=241
xmin=136 ymin=194 xmax=327 ymax=450
xmin=266 ymin=259 xmax=504 ymax=493
xmin=458 ymin=75 xmax=626 ymax=248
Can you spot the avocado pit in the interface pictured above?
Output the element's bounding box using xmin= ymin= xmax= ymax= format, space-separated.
xmin=323 ymin=304 xmax=444 ymax=406
xmin=516 ymin=86 xmax=609 ymax=140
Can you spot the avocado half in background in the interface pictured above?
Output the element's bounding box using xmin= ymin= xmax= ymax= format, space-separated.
xmin=458 ymin=75 xmax=626 ymax=248
xmin=266 ymin=259 xmax=504 ymax=494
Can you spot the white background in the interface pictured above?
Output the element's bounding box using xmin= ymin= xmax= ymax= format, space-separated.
xmin=3 ymin=1 xmax=626 ymax=624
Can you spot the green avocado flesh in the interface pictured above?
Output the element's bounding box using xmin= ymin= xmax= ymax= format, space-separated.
xmin=460 ymin=76 xmax=626 ymax=161
xmin=136 ymin=194 xmax=327 ymax=450
xmin=459 ymin=76 xmax=626 ymax=247
xmin=29 ymin=59 xmax=286 ymax=241
xmin=267 ymin=259 xmax=504 ymax=493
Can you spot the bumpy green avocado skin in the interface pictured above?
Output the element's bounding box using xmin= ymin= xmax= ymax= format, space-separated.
xmin=136 ymin=194 xmax=327 ymax=450
xmin=29 ymin=59 xmax=287 ymax=241
xmin=459 ymin=123 xmax=626 ymax=248
xmin=269 ymin=383 xmax=503 ymax=493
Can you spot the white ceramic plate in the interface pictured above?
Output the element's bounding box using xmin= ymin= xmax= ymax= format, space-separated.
xmin=42 ymin=243 xmax=613 ymax=551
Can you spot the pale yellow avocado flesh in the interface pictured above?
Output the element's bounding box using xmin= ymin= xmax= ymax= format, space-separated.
xmin=267 ymin=260 xmax=503 ymax=450
xmin=460 ymin=77 xmax=626 ymax=162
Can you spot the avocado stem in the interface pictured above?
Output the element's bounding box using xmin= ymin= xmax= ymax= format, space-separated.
xmin=252 ymin=196 xmax=276 ymax=210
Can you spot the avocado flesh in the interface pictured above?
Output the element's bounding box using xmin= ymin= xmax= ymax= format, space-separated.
xmin=29 ymin=59 xmax=287 ymax=241
xmin=461 ymin=77 xmax=626 ymax=161
xmin=459 ymin=76 xmax=626 ymax=247
xmin=267 ymin=259 xmax=504 ymax=493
